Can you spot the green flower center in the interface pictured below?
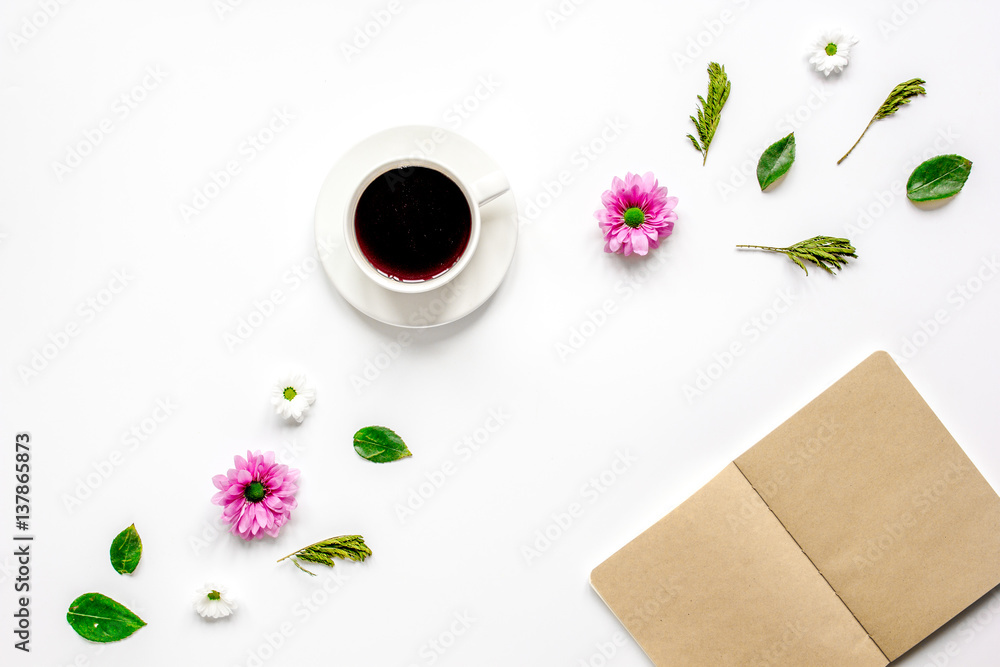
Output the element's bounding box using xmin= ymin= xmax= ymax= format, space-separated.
xmin=207 ymin=590 xmax=221 ymax=601
xmin=244 ymin=481 xmax=266 ymax=503
xmin=825 ymin=42 xmax=838 ymax=56
xmin=283 ymin=386 xmax=297 ymax=401
xmin=623 ymin=207 xmax=645 ymax=229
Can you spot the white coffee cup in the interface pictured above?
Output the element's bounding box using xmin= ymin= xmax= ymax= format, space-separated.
xmin=344 ymin=156 xmax=508 ymax=294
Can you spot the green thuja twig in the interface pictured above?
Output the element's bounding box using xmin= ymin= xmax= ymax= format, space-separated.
xmin=838 ymin=78 xmax=926 ymax=164
xmin=277 ymin=535 xmax=372 ymax=576
xmin=687 ymin=62 xmax=731 ymax=166
xmin=736 ymin=236 xmax=858 ymax=275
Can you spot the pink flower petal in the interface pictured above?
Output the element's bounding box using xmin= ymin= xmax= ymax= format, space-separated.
xmin=600 ymin=189 xmax=617 ymax=208
xmin=237 ymin=507 xmax=253 ymax=534
xmin=255 ymin=503 xmax=272 ymax=528
xmin=631 ymin=231 xmax=649 ymax=255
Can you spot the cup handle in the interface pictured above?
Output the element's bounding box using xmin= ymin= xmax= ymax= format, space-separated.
xmin=468 ymin=170 xmax=509 ymax=208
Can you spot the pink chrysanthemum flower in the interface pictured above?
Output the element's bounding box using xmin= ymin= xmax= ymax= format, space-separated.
xmin=595 ymin=172 xmax=678 ymax=256
xmin=211 ymin=450 xmax=299 ymax=540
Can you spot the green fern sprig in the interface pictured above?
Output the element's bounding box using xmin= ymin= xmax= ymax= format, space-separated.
xmin=687 ymin=62 xmax=731 ymax=166
xmin=838 ymin=78 xmax=926 ymax=164
xmin=736 ymin=236 xmax=858 ymax=275
xmin=277 ymin=535 xmax=372 ymax=576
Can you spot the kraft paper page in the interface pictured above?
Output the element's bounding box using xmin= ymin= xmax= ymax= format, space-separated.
xmin=590 ymin=463 xmax=887 ymax=667
xmin=735 ymin=351 xmax=1000 ymax=660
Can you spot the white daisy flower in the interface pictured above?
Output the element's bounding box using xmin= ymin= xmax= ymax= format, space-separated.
xmin=194 ymin=584 xmax=236 ymax=619
xmin=271 ymin=373 xmax=316 ymax=423
xmin=809 ymin=29 xmax=859 ymax=76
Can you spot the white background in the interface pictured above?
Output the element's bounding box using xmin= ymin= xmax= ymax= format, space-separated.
xmin=2 ymin=0 xmax=999 ymax=665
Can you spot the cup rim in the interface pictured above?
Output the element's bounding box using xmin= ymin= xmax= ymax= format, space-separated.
xmin=344 ymin=157 xmax=481 ymax=295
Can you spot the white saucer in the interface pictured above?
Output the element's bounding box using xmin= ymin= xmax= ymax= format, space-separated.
xmin=315 ymin=126 xmax=518 ymax=328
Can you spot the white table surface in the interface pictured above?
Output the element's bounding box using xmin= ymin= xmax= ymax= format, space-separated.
xmin=3 ymin=1 xmax=999 ymax=665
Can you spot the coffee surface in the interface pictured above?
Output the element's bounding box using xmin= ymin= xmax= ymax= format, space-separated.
xmin=354 ymin=166 xmax=472 ymax=282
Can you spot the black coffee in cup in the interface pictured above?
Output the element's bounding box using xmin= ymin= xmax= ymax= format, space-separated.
xmin=354 ymin=166 xmax=472 ymax=282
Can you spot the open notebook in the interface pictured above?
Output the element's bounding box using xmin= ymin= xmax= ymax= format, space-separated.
xmin=591 ymin=352 xmax=1000 ymax=666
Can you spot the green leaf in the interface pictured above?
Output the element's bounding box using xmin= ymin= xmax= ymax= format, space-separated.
xmin=906 ymin=154 xmax=972 ymax=202
xmin=66 ymin=593 xmax=146 ymax=643
xmin=109 ymin=524 xmax=142 ymax=575
xmin=756 ymin=133 xmax=795 ymax=191
xmin=353 ymin=425 xmax=411 ymax=463
xmin=278 ymin=535 xmax=373 ymax=576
